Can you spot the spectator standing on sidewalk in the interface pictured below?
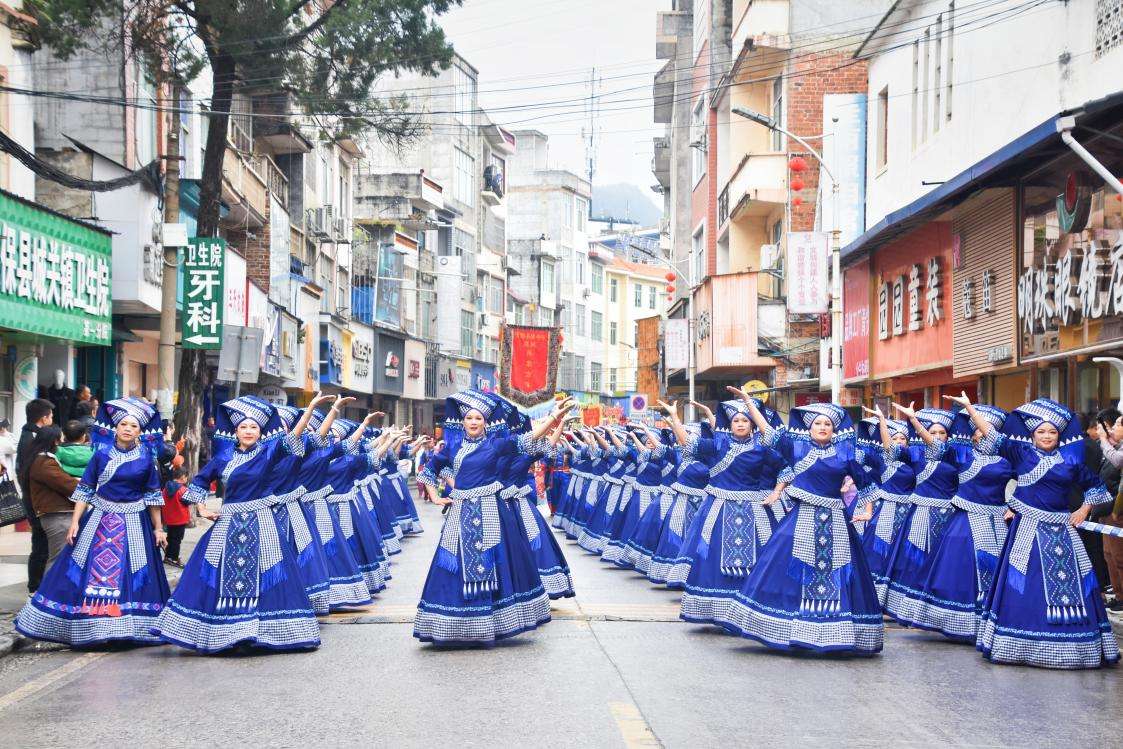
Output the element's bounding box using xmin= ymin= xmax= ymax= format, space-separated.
xmin=56 ymin=420 xmax=94 ymax=479
xmin=1096 ymin=411 xmax=1123 ymax=615
xmin=19 ymin=426 xmax=77 ymax=573
xmin=161 ymin=466 xmax=191 ymax=567
xmin=0 ymin=418 xmax=17 ymax=482
xmin=16 ymin=398 xmax=55 ymax=592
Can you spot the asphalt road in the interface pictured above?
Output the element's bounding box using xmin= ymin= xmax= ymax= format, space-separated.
xmin=1 ymin=497 xmax=1120 ymax=748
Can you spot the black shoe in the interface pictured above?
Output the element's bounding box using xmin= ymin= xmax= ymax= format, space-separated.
xmin=1107 ymin=599 xmax=1123 ymax=613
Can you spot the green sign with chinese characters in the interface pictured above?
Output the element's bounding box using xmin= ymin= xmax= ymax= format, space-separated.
xmin=0 ymin=190 xmax=113 ymax=345
xmin=182 ymin=237 xmax=225 ymax=349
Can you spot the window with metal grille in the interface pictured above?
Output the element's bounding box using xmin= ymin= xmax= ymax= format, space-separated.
xmin=1097 ymin=0 xmax=1123 ymax=57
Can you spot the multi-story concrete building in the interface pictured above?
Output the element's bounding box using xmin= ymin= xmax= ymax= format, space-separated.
xmin=839 ymin=0 xmax=1123 ymax=413
xmin=656 ymin=0 xmax=884 ymax=413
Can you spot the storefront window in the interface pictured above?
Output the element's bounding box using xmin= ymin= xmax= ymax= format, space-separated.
xmin=1077 ymin=363 xmax=1101 ymax=416
xmin=1037 ymin=366 xmax=1067 ymax=404
xmin=1017 ymin=128 xmax=1123 ymax=360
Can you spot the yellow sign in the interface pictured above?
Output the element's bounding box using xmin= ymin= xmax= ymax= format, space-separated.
xmin=743 ymin=380 xmax=769 ymax=402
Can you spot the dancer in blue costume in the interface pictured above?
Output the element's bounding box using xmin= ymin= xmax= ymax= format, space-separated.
xmin=379 ymin=432 xmax=425 ymax=535
xmin=291 ymin=406 xmax=374 ymax=611
xmin=602 ymin=425 xmax=670 ymax=567
xmin=880 ymin=405 xmax=959 ymax=626
xmin=898 ymin=405 xmax=1016 ymax=641
xmin=17 ymin=398 xmax=170 ymax=647
xmin=621 ymin=427 xmax=682 ymax=574
xmin=571 ymin=430 xmax=610 ymax=538
xmin=558 ymin=432 xmax=594 ymax=537
xmin=545 ymin=436 xmax=571 ymax=517
xmin=717 ymin=394 xmax=883 ymax=654
xmin=322 ymin=416 xmax=395 ymax=595
xmin=497 ymin=402 xmax=576 ymax=599
xmin=658 ymin=396 xmax=790 ymax=625
xmin=153 ymin=394 xmax=333 ymax=653
xmin=652 ymin=421 xmax=712 ymax=587
xmin=663 ymin=403 xmax=720 ymax=589
xmin=553 ymin=431 xmax=585 ymax=532
xmin=952 ymin=393 xmax=1120 ymax=669
xmin=413 ymin=391 xmax=572 ymax=645
xmin=352 ymin=423 xmax=401 ymax=556
xmin=576 ymin=427 xmax=632 ymax=554
xmin=851 ymin=414 xmax=915 ymax=606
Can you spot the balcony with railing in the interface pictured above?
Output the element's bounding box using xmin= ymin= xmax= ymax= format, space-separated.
xmin=255 ymin=154 xmax=289 ymax=209
xmin=221 ymin=144 xmax=268 ymax=228
xmin=691 ymin=271 xmax=775 ymax=378
xmin=353 ymin=171 xmax=444 ymax=230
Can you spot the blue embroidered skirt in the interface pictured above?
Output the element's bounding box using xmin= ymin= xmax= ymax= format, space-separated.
xmin=363 ymin=481 xmax=403 ymax=554
xmin=621 ymin=490 xmax=679 ymax=574
xmin=647 ymin=492 xmax=703 ymax=585
xmin=861 ymin=497 xmax=910 ymax=606
xmin=602 ymin=485 xmax=660 ymax=566
xmin=152 ymin=501 xmax=321 ymax=653
xmin=717 ymin=500 xmax=884 ymax=654
xmin=883 ymin=501 xmax=956 ymax=625
xmin=547 ymin=471 xmax=569 ymax=514
xmin=327 ymin=492 xmax=389 ymax=595
xmin=273 ymin=497 xmax=332 ymax=615
xmin=380 ymin=472 xmax=422 ymax=535
xmin=896 ymin=508 xmax=996 ymax=641
xmin=679 ymin=492 xmax=785 ymax=625
xmin=413 ymin=495 xmax=551 ymax=645
xmin=576 ymin=480 xmax=618 ymax=554
xmin=302 ymin=492 xmax=372 ymax=611
xmin=17 ymin=506 xmax=170 ymax=647
xmin=977 ymin=514 xmax=1120 ymax=669
xmin=521 ymin=496 xmax=575 ymax=599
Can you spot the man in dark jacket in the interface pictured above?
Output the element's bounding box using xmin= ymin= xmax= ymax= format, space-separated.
xmin=16 ymin=398 xmax=55 ymax=593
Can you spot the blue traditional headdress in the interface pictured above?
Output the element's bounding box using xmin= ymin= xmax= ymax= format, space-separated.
xmin=1004 ymin=398 xmax=1084 ymax=464
xmin=950 ymin=405 xmax=1007 ymax=463
xmin=909 ymin=408 xmax=955 ymax=444
xmin=275 ymin=404 xmax=301 ymax=431
xmin=212 ymin=396 xmax=284 ymax=460
xmin=856 ymin=416 xmax=908 ymax=446
xmin=507 ymin=408 xmax=532 ymax=436
xmin=715 ymin=398 xmax=782 ymax=433
xmin=90 ymin=397 xmax=164 ymax=456
xmin=307 ymin=408 xmax=328 ymax=433
xmin=788 ymin=402 xmax=854 ymax=443
xmin=330 ymin=417 xmax=359 ymax=442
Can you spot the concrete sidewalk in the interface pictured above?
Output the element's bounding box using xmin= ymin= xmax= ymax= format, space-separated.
xmin=0 ymin=501 xmax=220 ymax=657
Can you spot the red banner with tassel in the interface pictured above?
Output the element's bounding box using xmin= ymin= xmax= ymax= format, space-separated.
xmin=500 ymin=325 xmax=562 ymax=406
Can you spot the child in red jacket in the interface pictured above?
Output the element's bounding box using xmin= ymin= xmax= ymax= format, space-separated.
xmin=161 ymin=466 xmax=191 ymax=567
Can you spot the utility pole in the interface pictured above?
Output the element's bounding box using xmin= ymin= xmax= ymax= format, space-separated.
xmin=157 ymin=82 xmax=181 ymax=422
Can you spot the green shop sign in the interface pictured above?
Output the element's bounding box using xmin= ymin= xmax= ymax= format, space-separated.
xmin=0 ymin=190 xmax=112 ymax=345
xmin=182 ymin=237 xmax=224 ymax=349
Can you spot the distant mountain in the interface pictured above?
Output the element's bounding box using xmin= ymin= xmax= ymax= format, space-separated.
xmin=591 ymin=183 xmax=663 ymax=227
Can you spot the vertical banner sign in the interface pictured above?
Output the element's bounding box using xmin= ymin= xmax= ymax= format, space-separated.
xmin=664 ymin=318 xmax=689 ymax=370
xmin=787 ymin=231 xmax=829 ymax=314
xmin=820 ymin=94 xmax=867 ymax=247
xmin=843 ymin=258 xmax=871 ymax=381
xmin=499 ymin=325 xmax=562 ymax=406
xmin=182 ymin=237 xmax=225 ymax=349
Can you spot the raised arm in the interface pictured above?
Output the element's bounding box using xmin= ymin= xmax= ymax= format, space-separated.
xmin=725 ymin=386 xmax=770 ymax=434
xmin=943 ymin=391 xmax=992 ymax=437
xmin=657 ymin=399 xmax=690 ymax=446
xmin=861 ymin=404 xmax=894 ymax=451
xmin=689 ymin=400 xmax=717 ymax=430
xmin=892 ymin=401 xmax=935 ymax=445
xmin=293 ymin=391 xmax=336 ymax=438
xmin=531 ymin=398 xmax=575 ymax=441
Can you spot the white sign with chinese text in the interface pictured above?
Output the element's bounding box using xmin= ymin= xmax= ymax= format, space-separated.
xmin=664 ymin=318 xmax=689 ymax=370
xmin=787 ymin=232 xmax=829 ymax=314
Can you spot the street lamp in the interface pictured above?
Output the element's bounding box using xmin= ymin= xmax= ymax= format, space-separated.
xmin=732 ymin=106 xmax=843 ymax=403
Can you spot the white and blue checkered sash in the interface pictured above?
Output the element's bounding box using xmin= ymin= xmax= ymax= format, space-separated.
xmin=788 ymin=487 xmax=851 ymax=572
xmin=271 ymin=485 xmax=315 ymax=556
xmin=71 ymin=494 xmax=149 ymax=580
xmin=1007 ymin=496 xmax=1093 ymax=623
xmin=203 ymin=495 xmax=285 ymax=610
xmin=698 ymin=486 xmax=779 ymax=576
xmin=301 ymin=485 xmax=336 ymax=546
xmin=667 ymin=483 xmax=706 ymax=538
xmin=439 ymin=481 xmax=504 ymax=597
xmin=872 ymin=457 xmax=912 ymax=547
xmin=500 ymin=483 xmax=539 ymax=548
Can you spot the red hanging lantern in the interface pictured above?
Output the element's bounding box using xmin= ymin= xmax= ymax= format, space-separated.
xmin=665 ymin=272 xmax=677 ymax=282
xmin=789 ymin=155 xmax=808 ymax=173
xmin=790 ymin=177 xmax=805 ymax=192
xmin=792 ymin=196 xmax=803 ymax=207
xmin=666 ymin=284 xmax=676 ymax=293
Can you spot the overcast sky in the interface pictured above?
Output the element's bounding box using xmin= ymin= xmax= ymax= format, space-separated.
xmin=437 ymin=0 xmax=661 ymax=191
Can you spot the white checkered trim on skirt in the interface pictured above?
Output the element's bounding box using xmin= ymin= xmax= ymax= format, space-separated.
xmin=977 ymin=615 xmax=1120 ymax=669
xmin=16 ymin=604 xmax=163 ymax=646
xmin=154 ymin=600 xmax=321 ymax=652
xmin=718 ymin=598 xmax=884 ymax=653
xmin=413 ymin=590 xmax=551 ymax=643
